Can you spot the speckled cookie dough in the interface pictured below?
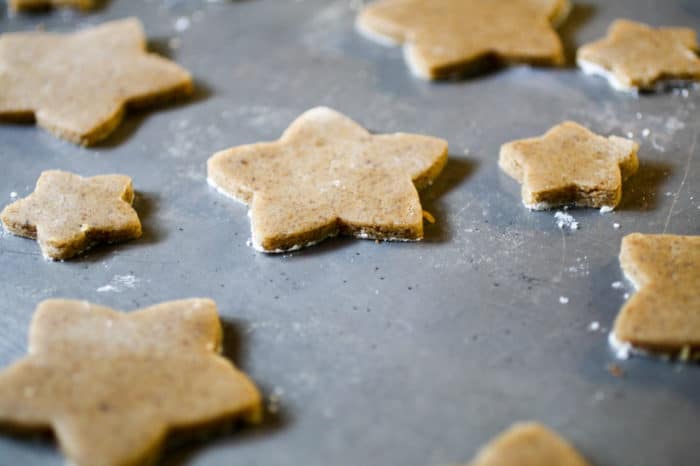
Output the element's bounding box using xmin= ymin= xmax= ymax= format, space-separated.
xmin=9 ymin=0 xmax=97 ymax=11
xmin=469 ymin=422 xmax=591 ymax=466
xmin=356 ymin=0 xmax=570 ymax=80
xmin=577 ymin=19 xmax=700 ymax=92
xmin=613 ymin=233 xmax=700 ymax=360
xmin=1 ymin=170 xmax=142 ymax=260
xmin=207 ymin=106 xmax=448 ymax=253
xmin=499 ymin=121 xmax=639 ymax=210
xmin=0 ymin=18 xmax=193 ymax=145
xmin=0 ymin=298 xmax=262 ymax=466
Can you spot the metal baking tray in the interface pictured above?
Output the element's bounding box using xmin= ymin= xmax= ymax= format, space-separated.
xmin=0 ymin=0 xmax=698 ymax=465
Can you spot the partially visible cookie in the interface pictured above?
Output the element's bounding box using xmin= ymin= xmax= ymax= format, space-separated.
xmin=577 ymin=19 xmax=700 ymax=92
xmin=1 ymin=170 xmax=142 ymax=260
xmin=357 ymin=0 xmax=570 ymax=80
xmin=0 ymin=298 xmax=262 ymax=466
xmin=499 ymin=121 xmax=639 ymax=210
xmin=613 ymin=233 xmax=700 ymax=359
xmin=0 ymin=18 xmax=193 ymax=145
xmin=207 ymin=106 xmax=448 ymax=253
xmin=469 ymin=422 xmax=591 ymax=466
xmin=9 ymin=0 xmax=97 ymax=11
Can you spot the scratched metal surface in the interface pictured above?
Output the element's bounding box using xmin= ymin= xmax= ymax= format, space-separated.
xmin=0 ymin=0 xmax=699 ymax=465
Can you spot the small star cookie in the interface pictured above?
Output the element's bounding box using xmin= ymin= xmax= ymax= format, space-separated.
xmin=207 ymin=107 xmax=448 ymax=252
xmin=469 ymin=422 xmax=591 ymax=466
xmin=0 ymin=18 xmax=193 ymax=145
xmin=9 ymin=0 xmax=96 ymax=11
xmin=499 ymin=121 xmax=639 ymax=210
xmin=0 ymin=298 xmax=262 ymax=466
xmin=577 ymin=19 xmax=700 ymax=92
xmin=1 ymin=170 xmax=142 ymax=260
xmin=613 ymin=234 xmax=700 ymax=359
xmin=356 ymin=0 xmax=570 ymax=80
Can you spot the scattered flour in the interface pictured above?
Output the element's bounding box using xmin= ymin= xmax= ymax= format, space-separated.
xmin=554 ymin=211 xmax=579 ymax=230
xmin=174 ymin=17 xmax=191 ymax=32
xmin=97 ymin=274 xmax=140 ymax=293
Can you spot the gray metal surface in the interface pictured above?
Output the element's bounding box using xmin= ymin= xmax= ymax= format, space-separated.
xmin=0 ymin=1 xmax=699 ymax=465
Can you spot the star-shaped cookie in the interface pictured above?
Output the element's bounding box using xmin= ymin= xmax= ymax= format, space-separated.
xmin=0 ymin=298 xmax=262 ymax=466
xmin=0 ymin=18 xmax=193 ymax=145
xmin=499 ymin=121 xmax=639 ymax=210
xmin=577 ymin=19 xmax=700 ymax=92
xmin=613 ymin=234 xmax=700 ymax=359
xmin=9 ymin=0 xmax=96 ymax=11
xmin=207 ymin=107 xmax=448 ymax=252
xmin=356 ymin=0 xmax=570 ymax=80
xmin=1 ymin=170 xmax=142 ymax=260
xmin=468 ymin=422 xmax=591 ymax=466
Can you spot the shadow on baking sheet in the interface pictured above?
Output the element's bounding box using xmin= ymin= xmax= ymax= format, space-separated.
xmin=558 ymin=3 xmax=596 ymax=67
xmin=70 ymin=191 xmax=164 ymax=263
xmin=95 ymin=78 xmax=213 ymax=149
xmin=421 ymin=156 xmax=477 ymax=243
xmin=161 ymin=318 xmax=288 ymax=466
xmin=616 ymin=161 xmax=673 ymax=212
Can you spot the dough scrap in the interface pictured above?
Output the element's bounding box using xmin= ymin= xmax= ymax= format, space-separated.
xmin=357 ymin=0 xmax=570 ymax=80
xmin=469 ymin=422 xmax=591 ymax=466
xmin=9 ymin=0 xmax=97 ymax=11
xmin=0 ymin=298 xmax=262 ymax=466
xmin=499 ymin=121 xmax=639 ymax=210
xmin=0 ymin=18 xmax=193 ymax=145
xmin=613 ymin=233 xmax=700 ymax=359
xmin=207 ymin=106 xmax=448 ymax=253
xmin=577 ymin=19 xmax=700 ymax=92
xmin=1 ymin=170 xmax=142 ymax=260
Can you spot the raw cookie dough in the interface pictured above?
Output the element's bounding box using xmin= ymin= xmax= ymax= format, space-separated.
xmin=613 ymin=233 xmax=700 ymax=359
xmin=207 ymin=106 xmax=448 ymax=252
xmin=499 ymin=121 xmax=639 ymax=210
xmin=0 ymin=18 xmax=193 ymax=145
xmin=10 ymin=0 xmax=96 ymax=11
xmin=0 ymin=298 xmax=262 ymax=466
xmin=469 ymin=422 xmax=591 ymax=466
xmin=356 ymin=0 xmax=570 ymax=80
xmin=577 ymin=19 xmax=700 ymax=92
xmin=1 ymin=170 xmax=142 ymax=260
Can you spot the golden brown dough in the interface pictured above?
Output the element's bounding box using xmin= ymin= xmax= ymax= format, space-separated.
xmin=9 ymin=0 xmax=97 ymax=11
xmin=357 ymin=0 xmax=570 ymax=79
xmin=613 ymin=234 xmax=700 ymax=359
xmin=207 ymin=107 xmax=448 ymax=253
xmin=499 ymin=121 xmax=639 ymax=210
xmin=469 ymin=422 xmax=591 ymax=466
xmin=578 ymin=19 xmax=700 ymax=92
xmin=1 ymin=170 xmax=142 ymax=260
xmin=0 ymin=18 xmax=193 ymax=145
xmin=0 ymin=298 xmax=262 ymax=466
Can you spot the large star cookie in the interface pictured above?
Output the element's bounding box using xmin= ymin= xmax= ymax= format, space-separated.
xmin=613 ymin=234 xmax=700 ymax=360
xmin=1 ymin=170 xmax=142 ymax=260
xmin=578 ymin=19 xmax=700 ymax=92
xmin=356 ymin=0 xmax=570 ymax=80
xmin=0 ymin=299 xmax=262 ymax=466
xmin=9 ymin=0 xmax=96 ymax=11
xmin=207 ymin=107 xmax=448 ymax=252
xmin=469 ymin=422 xmax=591 ymax=466
xmin=0 ymin=18 xmax=193 ymax=145
xmin=499 ymin=121 xmax=639 ymax=210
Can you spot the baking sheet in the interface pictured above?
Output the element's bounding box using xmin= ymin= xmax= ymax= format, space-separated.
xmin=0 ymin=0 xmax=699 ymax=465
